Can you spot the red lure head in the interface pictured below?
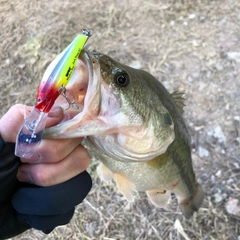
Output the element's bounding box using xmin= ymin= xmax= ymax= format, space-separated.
xmin=35 ymin=83 xmax=60 ymax=113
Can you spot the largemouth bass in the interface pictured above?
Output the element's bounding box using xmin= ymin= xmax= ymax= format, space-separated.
xmin=44 ymin=50 xmax=204 ymax=218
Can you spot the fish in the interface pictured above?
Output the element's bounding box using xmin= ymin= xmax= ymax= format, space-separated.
xmin=44 ymin=49 xmax=204 ymax=218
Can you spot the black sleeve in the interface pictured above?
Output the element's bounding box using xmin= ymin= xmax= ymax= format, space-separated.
xmin=0 ymin=136 xmax=31 ymax=239
xmin=0 ymin=136 xmax=92 ymax=240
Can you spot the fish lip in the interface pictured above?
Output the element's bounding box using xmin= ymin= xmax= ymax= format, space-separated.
xmin=80 ymin=49 xmax=102 ymax=82
xmin=79 ymin=49 xmax=102 ymax=114
xmin=80 ymin=49 xmax=95 ymax=78
xmin=90 ymin=50 xmax=101 ymax=58
xmin=80 ymin=49 xmax=102 ymax=63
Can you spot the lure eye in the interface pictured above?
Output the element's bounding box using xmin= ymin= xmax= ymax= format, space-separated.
xmin=115 ymin=73 xmax=130 ymax=87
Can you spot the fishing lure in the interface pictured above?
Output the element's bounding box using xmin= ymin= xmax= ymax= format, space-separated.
xmin=15 ymin=29 xmax=92 ymax=158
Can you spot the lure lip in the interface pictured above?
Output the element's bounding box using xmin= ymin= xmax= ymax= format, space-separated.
xmin=82 ymin=29 xmax=93 ymax=37
xmin=15 ymin=108 xmax=47 ymax=158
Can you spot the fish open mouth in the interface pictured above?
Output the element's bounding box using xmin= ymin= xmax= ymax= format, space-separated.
xmin=44 ymin=49 xmax=121 ymax=138
xmin=54 ymin=49 xmax=101 ymax=119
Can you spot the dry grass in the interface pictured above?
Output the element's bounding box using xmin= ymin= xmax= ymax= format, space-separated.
xmin=1 ymin=0 xmax=240 ymax=239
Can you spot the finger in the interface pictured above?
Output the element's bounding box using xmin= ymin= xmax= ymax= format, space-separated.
xmin=20 ymin=137 xmax=83 ymax=163
xmin=45 ymin=106 xmax=64 ymax=128
xmin=0 ymin=104 xmax=33 ymax=142
xmin=45 ymin=105 xmax=81 ymax=129
xmin=17 ymin=144 xmax=90 ymax=186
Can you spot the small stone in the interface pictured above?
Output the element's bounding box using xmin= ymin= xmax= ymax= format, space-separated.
xmin=227 ymin=52 xmax=240 ymax=63
xmin=206 ymin=70 xmax=212 ymax=78
xmin=214 ymin=63 xmax=223 ymax=71
xmin=215 ymin=170 xmax=221 ymax=177
xmin=213 ymin=126 xmax=226 ymax=143
xmin=226 ymin=178 xmax=234 ymax=184
xmin=188 ymin=14 xmax=196 ymax=19
xmin=211 ymin=175 xmax=215 ymax=183
xmin=218 ymin=18 xmax=227 ymax=25
xmin=198 ymin=146 xmax=209 ymax=157
xmin=5 ymin=59 xmax=10 ymax=65
xmin=192 ymin=39 xmax=199 ymax=47
xmin=199 ymin=16 xmax=206 ymax=22
xmin=207 ymin=130 xmax=213 ymax=136
xmin=225 ymin=198 xmax=240 ymax=216
xmin=17 ymin=64 xmax=26 ymax=69
xmin=214 ymin=193 xmax=227 ymax=203
xmin=234 ymin=116 xmax=240 ymax=122
xmin=233 ymin=162 xmax=239 ymax=168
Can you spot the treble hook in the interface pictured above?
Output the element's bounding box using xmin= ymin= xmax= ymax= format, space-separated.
xmin=58 ymin=85 xmax=79 ymax=110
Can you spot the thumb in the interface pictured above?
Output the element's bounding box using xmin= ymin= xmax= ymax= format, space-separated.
xmin=0 ymin=104 xmax=33 ymax=143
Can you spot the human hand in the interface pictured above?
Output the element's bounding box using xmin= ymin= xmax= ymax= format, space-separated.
xmin=0 ymin=104 xmax=92 ymax=238
xmin=0 ymin=104 xmax=90 ymax=186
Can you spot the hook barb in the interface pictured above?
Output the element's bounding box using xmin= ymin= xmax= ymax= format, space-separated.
xmin=58 ymin=86 xmax=79 ymax=110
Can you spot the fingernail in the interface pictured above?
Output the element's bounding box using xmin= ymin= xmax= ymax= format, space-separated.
xmin=48 ymin=106 xmax=63 ymax=118
xmin=17 ymin=170 xmax=33 ymax=184
xmin=21 ymin=151 xmax=42 ymax=163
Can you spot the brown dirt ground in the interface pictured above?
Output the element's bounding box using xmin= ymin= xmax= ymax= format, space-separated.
xmin=1 ymin=0 xmax=240 ymax=239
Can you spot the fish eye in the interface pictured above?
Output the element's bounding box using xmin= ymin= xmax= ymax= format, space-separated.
xmin=115 ymin=73 xmax=130 ymax=87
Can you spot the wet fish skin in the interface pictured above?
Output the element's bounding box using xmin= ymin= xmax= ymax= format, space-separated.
xmin=92 ymin=53 xmax=204 ymax=218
